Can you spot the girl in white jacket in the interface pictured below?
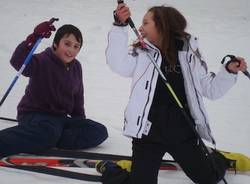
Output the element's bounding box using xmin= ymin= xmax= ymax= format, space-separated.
xmin=97 ymin=3 xmax=247 ymax=184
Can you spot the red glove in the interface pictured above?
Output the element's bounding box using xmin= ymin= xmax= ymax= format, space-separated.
xmin=26 ymin=21 xmax=56 ymax=47
xmin=34 ymin=21 xmax=56 ymax=38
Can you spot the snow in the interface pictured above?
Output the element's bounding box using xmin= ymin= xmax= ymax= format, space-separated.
xmin=0 ymin=0 xmax=249 ymax=183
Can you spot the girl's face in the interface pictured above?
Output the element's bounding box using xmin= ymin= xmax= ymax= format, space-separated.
xmin=53 ymin=34 xmax=81 ymax=65
xmin=139 ymin=11 xmax=160 ymax=48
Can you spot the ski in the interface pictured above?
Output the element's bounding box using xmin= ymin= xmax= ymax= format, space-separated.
xmin=36 ymin=149 xmax=250 ymax=172
xmin=0 ymin=154 xmax=179 ymax=170
xmin=40 ymin=149 xmax=136 ymax=160
xmin=3 ymin=165 xmax=102 ymax=182
xmin=2 ymin=118 xmax=248 ymax=172
xmin=83 ymin=159 xmax=180 ymax=171
xmin=1 ymin=155 xmax=248 ymax=183
xmin=3 ymin=148 xmax=250 ymax=172
xmin=2 ymin=153 xmax=250 ymax=172
xmin=0 ymin=117 xmax=249 ymax=181
xmin=0 ymin=151 xmax=249 ymax=182
xmin=0 ymin=155 xmax=178 ymax=182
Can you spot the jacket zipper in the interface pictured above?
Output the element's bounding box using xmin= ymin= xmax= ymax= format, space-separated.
xmin=186 ymin=51 xmax=215 ymax=144
xmin=136 ymin=50 xmax=159 ymax=137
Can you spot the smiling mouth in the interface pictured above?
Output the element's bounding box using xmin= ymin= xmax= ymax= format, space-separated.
xmin=65 ymin=54 xmax=73 ymax=58
xmin=140 ymin=33 xmax=146 ymax=39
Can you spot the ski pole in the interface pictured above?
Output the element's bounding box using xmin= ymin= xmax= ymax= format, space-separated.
xmin=117 ymin=0 xmax=147 ymax=49
xmin=117 ymin=1 xmax=183 ymax=107
xmin=117 ymin=1 xmax=228 ymax=183
xmin=0 ymin=116 xmax=18 ymax=123
xmin=243 ymin=70 xmax=250 ymax=79
xmin=0 ymin=18 xmax=59 ymax=107
xmin=116 ymin=0 xmax=194 ymax=123
xmin=0 ymin=38 xmax=41 ymax=107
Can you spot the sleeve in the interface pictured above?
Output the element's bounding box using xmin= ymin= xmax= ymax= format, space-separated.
xmin=105 ymin=26 xmax=138 ymax=78
xmin=71 ymin=63 xmax=86 ymax=119
xmin=10 ymin=41 xmax=40 ymax=77
xmin=196 ymin=48 xmax=238 ymax=100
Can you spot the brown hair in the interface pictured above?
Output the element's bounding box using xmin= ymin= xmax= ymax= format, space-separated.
xmin=53 ymin=24 xmax=83 ymax=50
xmin=147 ymin=6 xmax=187 ymax=69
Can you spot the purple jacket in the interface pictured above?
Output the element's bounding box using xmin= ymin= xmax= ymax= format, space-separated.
xmin=10 ymin=41 xmax=86 ymax=118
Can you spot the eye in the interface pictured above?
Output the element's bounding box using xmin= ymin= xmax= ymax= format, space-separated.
xmin=74 ymin=45 xmax=80 ymax=50
xmin=64 ymin=42 xmax=70 ymax=47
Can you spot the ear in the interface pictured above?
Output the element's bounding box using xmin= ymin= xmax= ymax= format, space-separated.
xmin=53 ymin=42 xmax=58 ymax=50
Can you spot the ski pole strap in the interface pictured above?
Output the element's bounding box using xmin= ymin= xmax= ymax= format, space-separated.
xmin=222 ymin=55 xmax=239 ymax=74
xmin=221 ymin=54 xmax=237 ymax=64
xmin=49 ymin=18 xmax=59 ymax=24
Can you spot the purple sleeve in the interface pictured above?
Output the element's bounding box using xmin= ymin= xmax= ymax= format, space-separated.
xmin=10 ymin=41 xmax=39 ymax=77
xmin=71 ymin=63 xmax=86 ymax=119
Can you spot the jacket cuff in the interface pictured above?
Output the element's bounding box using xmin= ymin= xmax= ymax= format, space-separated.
xmin=113 ymin=10 xmax=128 ymax=27
xmin=220 ymin=65 xmax=238 ymax=79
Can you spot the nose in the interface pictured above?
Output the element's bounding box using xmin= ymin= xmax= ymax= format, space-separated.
xmin=65 ymin=47 xmax=75 ymax=57
xmin=139 ymin=25 xmax=143 ymax=33
xmin=69 ymin=46 xmax=76 ymax=53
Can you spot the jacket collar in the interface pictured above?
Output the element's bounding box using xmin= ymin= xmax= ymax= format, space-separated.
xmin=45 ymin=47 xmax=76 ymax=69
xmin=143 ymin=34 xmax=198 ymax=52
xmin=143 ymin=39 xmax=160 ymax=53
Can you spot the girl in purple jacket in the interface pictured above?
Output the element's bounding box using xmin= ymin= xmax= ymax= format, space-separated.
xmin=0 ymin=20 xmax=108 ymax=157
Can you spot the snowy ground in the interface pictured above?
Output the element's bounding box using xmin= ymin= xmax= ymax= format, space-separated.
xmin=0 ymin=0 xmax=249 ymax=183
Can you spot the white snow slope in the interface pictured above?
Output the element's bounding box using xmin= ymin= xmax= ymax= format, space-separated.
xmin=0 ymin=0 xmax=249 ymax=183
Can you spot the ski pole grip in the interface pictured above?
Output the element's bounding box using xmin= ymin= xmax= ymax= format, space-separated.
xmin=49 ymin=18 xmax=59 ymax=24
xmin=221 ymin=55 xmax=250 ymax=79
xmin=117 ymin=0 xmax=124 ymax=4
xmin=116 ymin=0 xmax=135 ymax=28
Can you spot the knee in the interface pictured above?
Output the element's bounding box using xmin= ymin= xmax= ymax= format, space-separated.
xmin=87 ymin=119 xmax=108 ymax=140
xmin=191 ymin=164 xmax=226 ymax=184
xmin=91 ymin=122 xmax=108 ymax=146
xmin=98 ymin=123 xmax=108 ymax=141
xmin=193 ymin=175 xmax=218 ymax=184
xmin=81 ymin=119 xmax=108 ymax=148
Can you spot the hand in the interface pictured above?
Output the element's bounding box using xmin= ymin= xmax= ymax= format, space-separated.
xmin=33 ymin=21 xmax=56 ymax=38
xmin=26 ymin=21 xmax=56 ymax=47
xmin=114 ymin=3 xmax=131 ymax=24
xmin=226 ymin=57 xmax=247 ymax=74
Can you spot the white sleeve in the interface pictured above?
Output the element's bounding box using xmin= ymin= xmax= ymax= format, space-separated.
xmin=199 ymin=57 xmax=238 ymax=100
xmin=105 ymin=26 xmax=137 ymax=78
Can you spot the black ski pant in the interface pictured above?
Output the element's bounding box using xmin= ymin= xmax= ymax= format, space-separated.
xmin=101 ymin=137 xmax=226 ymax=184
xmin=101 ymin=105 xmax=227 ymax=184
xmin=0 ymin=112 xmax=108 ymax=157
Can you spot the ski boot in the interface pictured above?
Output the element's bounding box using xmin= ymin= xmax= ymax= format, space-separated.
xmin=221 ymin=151 xmax=250 ymax=172
xmin=95 ymin=160 xmax=132 ymax=173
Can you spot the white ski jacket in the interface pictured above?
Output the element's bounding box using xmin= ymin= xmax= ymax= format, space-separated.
xmin=106 ymin=26 xmax=237 ymax=143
